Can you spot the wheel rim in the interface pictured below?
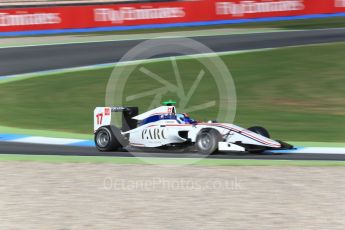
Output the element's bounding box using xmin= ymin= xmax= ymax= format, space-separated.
xmin=97 ymin=131 xmax=110 ymax=148
xmin=198 ymin=133 xmax=212 ymax=150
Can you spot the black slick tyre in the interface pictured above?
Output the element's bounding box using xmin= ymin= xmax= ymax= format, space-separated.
xmin=247 ymin=126 xmax=270 ymax=138
xmin=95 ymin=126 xmax=122 ymax=151
xmin=195 ymin=129 xmax=222 ymax=155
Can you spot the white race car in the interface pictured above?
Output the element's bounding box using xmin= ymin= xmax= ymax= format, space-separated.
xmin=94 ymin=101 xmax=293 ymax=154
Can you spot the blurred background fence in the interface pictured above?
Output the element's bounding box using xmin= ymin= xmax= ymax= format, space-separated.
xmin=1 ymin=0 xmax=345 ymax=34
xmin=0 ymin=0 xmax=175 ymax=7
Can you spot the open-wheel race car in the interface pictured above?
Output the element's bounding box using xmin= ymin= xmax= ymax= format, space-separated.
xmin=94 ymin=101 xmax=293 ymax=154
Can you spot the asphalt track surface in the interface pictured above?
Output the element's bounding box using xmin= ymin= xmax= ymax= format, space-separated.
xmin=0 ymin=142 xmax=345 ymax=161
xmin=2 ymin=28 xmax=345 ymax=76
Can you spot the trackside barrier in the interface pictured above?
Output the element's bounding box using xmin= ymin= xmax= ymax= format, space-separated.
xmin=1 ymin=0 xmax=345 ymax=33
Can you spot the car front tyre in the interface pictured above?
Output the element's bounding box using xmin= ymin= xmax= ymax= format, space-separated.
xmin=247 ymin=126 xmax=270 ymax=153
xmin=247 ymin=126 xmax=270 ymax=138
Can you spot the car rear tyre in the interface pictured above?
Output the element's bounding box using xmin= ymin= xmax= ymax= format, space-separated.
xmin=247 ymin=126 xmax=270 ymax=138
xmin=196 ymin=129 xmax=222 ymax=155
xmin=95 ymin=126 xmax=123 ymax=151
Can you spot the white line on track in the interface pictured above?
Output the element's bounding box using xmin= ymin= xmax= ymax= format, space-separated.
xmin=0 ymin=28 xmax=286 ymax=49
xmin=7 ymin=136 xmax=87 ymax=145
xmin=272 ymin=147 xmax=345 ymax=155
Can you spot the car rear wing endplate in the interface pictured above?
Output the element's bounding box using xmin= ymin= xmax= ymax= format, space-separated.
xmin=94 ymin=106 xmax=138 ymax=132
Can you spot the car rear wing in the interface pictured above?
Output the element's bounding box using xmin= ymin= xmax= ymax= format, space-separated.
xmin=94 ymin=106 xmax=138 ymax=132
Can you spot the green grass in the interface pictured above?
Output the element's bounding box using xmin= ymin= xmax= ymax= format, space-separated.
xmin=1 ymin=154 xmax=345 ymax=166
xmin=0 ymin=43 xmax=344 ymax=142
